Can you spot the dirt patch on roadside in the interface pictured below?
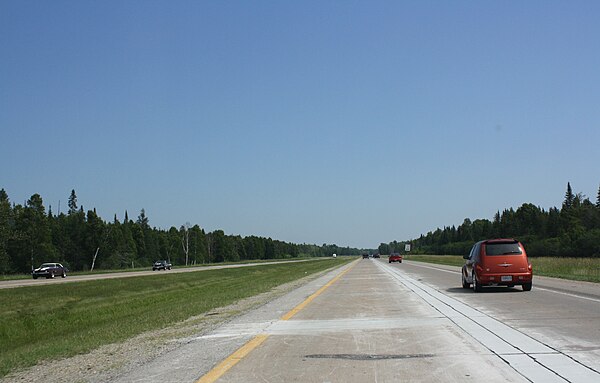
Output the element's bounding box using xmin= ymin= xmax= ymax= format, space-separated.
xmin=2 ymin=269 xmax=331 ymax=383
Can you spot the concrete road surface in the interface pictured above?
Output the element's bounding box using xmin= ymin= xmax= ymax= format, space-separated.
xmin=115 ymin=258 xmax=600 ymax=383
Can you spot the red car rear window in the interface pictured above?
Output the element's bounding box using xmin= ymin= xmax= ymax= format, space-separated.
xmin=485 ymin=242 xmax=522 ymax=256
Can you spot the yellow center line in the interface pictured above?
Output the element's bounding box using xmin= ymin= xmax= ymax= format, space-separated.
xmin=279 ymin=260 xmax=357 ymax=321
xmin=196 ymin=335 xmax=269 ymax=383
xmin=195 ymin=260 xmax=358 ymax=383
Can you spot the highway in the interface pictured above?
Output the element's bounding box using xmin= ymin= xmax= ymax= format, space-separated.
xmin=115 ymin=257 xmax=600 ymax=383
xmin=0 ymin=259 xmax=317 ymax=289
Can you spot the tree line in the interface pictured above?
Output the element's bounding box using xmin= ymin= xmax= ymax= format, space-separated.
xmin=0 ymin=189 xmax=363 ymax=274
xmin=380 ymin=183 xmax=600 ymax=257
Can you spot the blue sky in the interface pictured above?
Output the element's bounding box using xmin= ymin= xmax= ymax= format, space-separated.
xmin=1 ymin=1 xmax=599 ymax=248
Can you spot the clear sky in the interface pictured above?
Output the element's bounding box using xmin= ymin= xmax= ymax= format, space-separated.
xmin=1 ymin=1 xmax=599 ymax=249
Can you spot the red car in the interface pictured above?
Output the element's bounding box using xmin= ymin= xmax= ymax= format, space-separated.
xmin=389 ymin=253 xmax=402 ymax=263
xmin=462 ymin=239 xmax=532 ymax=292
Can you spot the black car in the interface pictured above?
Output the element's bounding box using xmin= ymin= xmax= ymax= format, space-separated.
xmin=152 ymin=260 xmax=172 ymax=271
xmin=32 ymin=263 xmax=67 ymax=279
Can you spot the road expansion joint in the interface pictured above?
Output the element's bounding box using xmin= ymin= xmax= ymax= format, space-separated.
xmin=374 ymin=260 xmax=600 ymax=383
xmin=194 ymin=259 xmax=359 ymax=383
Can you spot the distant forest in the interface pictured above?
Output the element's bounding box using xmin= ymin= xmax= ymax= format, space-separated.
xmin=379 ymin=183 xmax=600 ymax=258
xmin=0 ymin=189 xmax=364 ymax=274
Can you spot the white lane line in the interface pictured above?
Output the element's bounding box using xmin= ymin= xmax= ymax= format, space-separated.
xmin=534 ymin=287 xmax=600 ymax=304
xmin=402 ymin=261 xmax=460 ymax=274
xmin=375 ymin=261 xmax=600 ymax=383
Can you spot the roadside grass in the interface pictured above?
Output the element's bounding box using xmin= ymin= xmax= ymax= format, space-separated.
xmin=528 ymin=257 xmax=600 ymax=282
xmin=0 ymin=257 xmax=317 ymax=281
xmin=0 ymin=257 xmax=353 ymax=377
xmin=404 ymin=255 xmax=600 ymax=283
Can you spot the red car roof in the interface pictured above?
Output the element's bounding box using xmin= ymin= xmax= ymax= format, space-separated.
xmin=484 ymin=238 xmax=518 ymax=244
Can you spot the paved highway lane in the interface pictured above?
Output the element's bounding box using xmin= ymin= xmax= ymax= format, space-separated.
xmin=389 ymin=259 xmax=600 ymax=378
xmin=115 ymin=257 xmax=600 ymax=383
xmin=207 ymin=259 xmax=527 ymax=383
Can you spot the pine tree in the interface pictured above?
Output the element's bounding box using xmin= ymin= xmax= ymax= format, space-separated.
xmin=24 ymin=194 xmax=57 ymax=270
xmin=563 ymin=182 xmax=574 ymax=209
xmin=596 ymin=184 xmax=600 ymax=209
xmin=137 ymin=209 xmax=149 ymax=230
xmin=0 ymin=189 xmax=12 ymax=273
xmin=68 ymin=189 xmax=78 ymax=215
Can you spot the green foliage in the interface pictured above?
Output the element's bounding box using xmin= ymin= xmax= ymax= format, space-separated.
xmin=0 ymin=189 xmax=367 ymax=275
xmin=563 ymin=182 xmax=574 ymax=209
xmin=0 ymin=190 xmax=12 ymax=274
xmin=67 ymin=189 xmax=77 ymax=215
xmin=402 ymin=182 xmax=600 ymax=258
xmin=378 ymin=243 xmax=390 ymax=255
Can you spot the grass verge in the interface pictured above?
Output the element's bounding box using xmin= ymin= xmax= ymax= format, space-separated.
xmin=0 ymin=257 xmax=353 ymax=377
xmin=404 ymin=255 xmax=600 ymax=283
xmin=0 ymin=257 xmax=317 ymax=281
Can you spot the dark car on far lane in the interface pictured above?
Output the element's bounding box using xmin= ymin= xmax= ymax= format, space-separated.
xmin=152 ymin=260 xmax=172 ymax=271
xmin=32 ymin=263 xmax=68 ymax=279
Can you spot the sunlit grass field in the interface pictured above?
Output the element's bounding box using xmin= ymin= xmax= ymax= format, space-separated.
xmin=405 ymin=255 xmax=600 ymax=283
xmin=0 ymin=257 xmax=353 ymax=377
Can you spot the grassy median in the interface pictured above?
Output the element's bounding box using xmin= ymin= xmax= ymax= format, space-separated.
xmin=0 ymin=257 xmax=353 ymax=377
xmin=0 ymin=257 xmax=317 ymax=281
xmin=404 ymin=255 xmax=600 ymax=283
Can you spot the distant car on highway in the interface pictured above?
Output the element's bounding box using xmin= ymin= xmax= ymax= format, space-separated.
xmin=373 ymin=253 xmax=380 ymax=258
xmin=461 ymin=239 xmax=532 ymax=292
xmin=362 ymin=253 xmax=369 ymax=259
xmin=389 ymin=253 xmax=402 ymax=263
xmin=152 ymin=260 xmax=172 ymax=271
xmin=32 ymin=263 xmax=67 ymax=279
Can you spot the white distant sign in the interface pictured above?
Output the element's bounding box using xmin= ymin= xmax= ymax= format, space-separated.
xmin=405 ymin=244 xmax=411 ymax=252
xmin=332 ymin=253 xmax=337 ymax=258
